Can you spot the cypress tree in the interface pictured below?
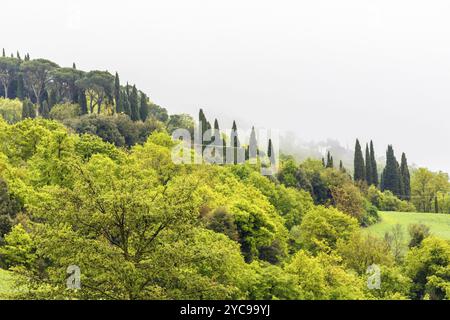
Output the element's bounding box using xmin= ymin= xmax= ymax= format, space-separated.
xmin=322 ymin=158 xmax=326 ymax=167
xmin=267 ymin=139 xmax=275 ymax=164
xmin=16 ymin=75 xmax=24 ymax=100
xmin=78 ymin=90 xmax=88 ymax=115
xmin=339 ymin=160 xmax=346 ymax=173
xmin=139 ymin=93 xmax=149 ymax=121
xmin=326 ymin=151 xmax=334 ymax=168
xmin=2 ymin=48 xmax=5 ymax=57
xmin=114 ymin=72 xmax=121 ymax=114
xmin=370 ymin=141 xmax=378 ymax=187
xmin=41 ymin=101 xmax=50 ymax=119
xmin=249 ymin=126 xmax=258 ymax=159
xmin=129 ymin=85 xmax=140 ymax=121
xmin=73 ymin=63 xmax=77 ymax=69
xmin=354 ymin=139 xmax=365 ymax=182
xmin=122 ymin=94 xmax=131 ymax=117
xmin=400 ymin=153 xmax=411 ymax=200
xmin=231 ymin=121 xmax=240 ymax=164
xmin=381 ymin=145 xmax=401 ymax=197
xmin=365 ymin=144 xmax=372 ymax=185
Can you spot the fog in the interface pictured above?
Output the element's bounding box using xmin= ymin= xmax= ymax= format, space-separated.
xmin=2 ymin=0 xmax=449 ymax=172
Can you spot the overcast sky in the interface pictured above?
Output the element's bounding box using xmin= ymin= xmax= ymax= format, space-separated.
xmin=2 ymin=0 xmax=450 ymax=173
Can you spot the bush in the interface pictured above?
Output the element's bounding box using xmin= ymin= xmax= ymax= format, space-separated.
xmin=49 ymin=103 xmax=81 ymax=121
xmin=0 ymin=98 xmax=22 ymax=123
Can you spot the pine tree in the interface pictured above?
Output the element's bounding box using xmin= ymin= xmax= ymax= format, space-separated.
xmin=129 ymin=85 xmax=140 ymax=121
xmin=354 ymin=139 xmax=365 ymax=182
xmin=381 ymin=145 xmax=401 ymax=197
xmin=370 ymin=141 xmax=378 ymax=187
xmin=400 ymin=153 xmax=411 ymax=200
xmin=365 ymin=144 xmax=372 ymax=185
xmin=114 ymin=72 xmax=121 ymax=114
xmin=139 ymin=93 xmax=149 ymax=121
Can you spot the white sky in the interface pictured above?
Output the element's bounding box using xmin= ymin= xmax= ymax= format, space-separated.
xmin=1 ymin=0 xmax=449 ymax=173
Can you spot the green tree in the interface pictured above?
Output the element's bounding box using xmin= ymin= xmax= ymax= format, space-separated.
xmin=129 ymin=85 xmax=140 ymax=121
xmin=400 ymin=153 xmax=411 ymax=200
xmin=381 ymin=145 xmax=401 ymax=197
xmin=369 ymin=141 xmax=378 ymax=186
xmin=139 ymin=92 xmax=149 ymax=121
xmin=114 ymin=72 xmax=121 ymax=114
xmin=21 ymin=59 xmax=59 ymax=114
xmin=353 ymin=139 xmax=365 ymax=182
xmin=365 ymin=143 xmax=372 ymax=185
xmin=75 ymin=70 xmax=114 ymax=114
xmin=0 ymin=57 xmax=19 ymax=98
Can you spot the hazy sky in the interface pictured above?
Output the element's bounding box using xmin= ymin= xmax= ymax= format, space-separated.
xmin=2 ymin=0 xmax=450 ymax=173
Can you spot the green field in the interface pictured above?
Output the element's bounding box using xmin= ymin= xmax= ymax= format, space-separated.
xmin=365 ymin=211 xmax=450 ymax=242
xmin=0 ymin=269 xmax=16 ymax=300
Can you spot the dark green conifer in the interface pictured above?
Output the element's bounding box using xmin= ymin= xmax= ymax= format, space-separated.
xmin=354 ymin=139 xmax=365 ymax=182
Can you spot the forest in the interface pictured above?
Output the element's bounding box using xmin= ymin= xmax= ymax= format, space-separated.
xmin=0 ymin=50 xmax=449 ymax=300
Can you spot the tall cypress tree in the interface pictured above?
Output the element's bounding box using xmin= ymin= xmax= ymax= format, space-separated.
xmin=129 ymin=85 xmax=140 ymax=121
xmin=381 ymin=145 xmax=401 ymax=197
xmin=370 ymin=141 xmax=378 ymax=187
xmin=2 ymin=48 xmax=5 ymax=57
xmin=231 ymin=121 xmax=240 ymax=164
xmin=365 ymin=144 xmax=372 ymax=185
xmin=114 ymin=72 xmax=121 ymax=114
xmin=249 ymin=126 xmax=258 ymax=159
xmin=354 ymin=139 xmax=365 ymax=182
xmin=122 ymin=93 xmax=131 ymax=117
xmin=78 ymin=90 xmax=88 ymax=115
xmin=326 ymin=151 xmax=334 ymax=168
xmin=400 ymin=153 xmax=411 ymax=200
xmin=139 ymin=93 xmax=149 ymax=121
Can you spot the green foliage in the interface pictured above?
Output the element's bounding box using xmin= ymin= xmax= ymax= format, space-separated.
xmin=299 ymin=206 xmax=359 ymax=254
xmin=49 ymin=103 xmax=80 ymax=121
xmin=405 ymin=237 xmax=450 ymax=300
xmin=0 ymin=98 xmax=22 ymax=123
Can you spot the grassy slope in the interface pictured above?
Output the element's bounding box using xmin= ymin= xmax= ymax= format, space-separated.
xmin=0 ymin=269 xmax=16 ymax=299
xmin=365 ymin=211 xmax=450 ymax=241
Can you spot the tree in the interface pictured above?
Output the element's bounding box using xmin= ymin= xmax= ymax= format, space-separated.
xmin=365 ymin=144 xmax=372 ymax=185
xmin=129 ymin=85 xmax=140 ymax=121
xmin=326 ymin=151 xmax=334 ymax=168
xmin=21 ymin=59 xmax=59 ymax=114
xmin=248 ymin=126 xmax=258 ymax=160
xmin=0 ymin=57 xmax=19 ymax=98
xmin=139 ymin=92 xmax=149 ymax=121
xmin=114 ymin=72 xmax=121 ymax=114
xmin=78 ymin=89 xmax=88 ymax=115
xmin=21 ymin=99 xmax=36 ymax=119
xmin=353 ymin=139 xmax=365 ymax=182
xmin=411 ymin=168 xmax=450 ymax=212
xmin=298 ymin=206 xmax=359 ymax=254
xmin=51 ymin=67 xmax=84 ymax=103
xmin=400 ymin=153 xmax=411 ymax=200
xmin=75 ymin=70 xmax=114 ymax=114
xmin=370 ymin=141 xmax=379 ymax=186
xmin=381 ymin=145 xmax=401 ymax=197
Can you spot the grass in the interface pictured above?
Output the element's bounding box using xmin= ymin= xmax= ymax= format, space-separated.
xmin=365 ymin=211 xmax=450 ymax=242
xmin=0 ymin=268 xmax=17 ymax=300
